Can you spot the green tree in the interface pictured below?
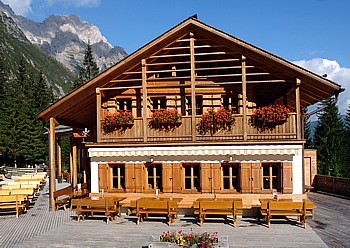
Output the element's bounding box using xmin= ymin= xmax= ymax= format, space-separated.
xmin=342 ymin=104 xmax=350 ymax=178
xmin=71 ymin=41 xmax=99 ymax=90
xmin=313 ymin=97 xmax=345 ymax=176
xmin=302 ymin=107 xmax=314 ymax=149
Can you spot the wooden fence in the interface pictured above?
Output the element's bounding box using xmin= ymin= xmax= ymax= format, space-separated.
xmin=314 ymin=175 xmax=350 ymax=198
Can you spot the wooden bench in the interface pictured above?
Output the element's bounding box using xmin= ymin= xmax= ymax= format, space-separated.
xmin=136 ymin=199 xmax=179 ymax=226
xmin=53 ymin=187 xmax=73 ymax=211
xmin=193 ymin=200 xmax=242 ymax=227
xmin=266 ymin=201 xmax=305 ymax=228
xmin=74 ymin=198 xmax=119 ymax=224
xmin=0 ymin=195 xmax=27 ymax=217
xmin=10 ymin=189 xmax=36 ymax=204
xmin=260 ymin=200 xmax=315 ymax=228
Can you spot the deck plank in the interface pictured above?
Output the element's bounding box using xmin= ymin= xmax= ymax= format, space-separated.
xmin=1 ymin=181 xmax=347 ymax=247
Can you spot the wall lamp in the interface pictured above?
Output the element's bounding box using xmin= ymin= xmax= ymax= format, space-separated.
xmin=228 ymin=155 xmax=234 ymax=161
xmin=149 ymin=156 xmax=155 ymax=163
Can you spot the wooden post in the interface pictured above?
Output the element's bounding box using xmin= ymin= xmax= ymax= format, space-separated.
xmin=295 ymin=78 xmax=301 ymax=140
xmin=241 ymin=55 xmax=247 ymax=141
xmin=72 ymin=139 xmax=78 ymax=189
xmin=190 ymin=32 xmax=196 ymax=141
xmin=57 ymin=137 xmax=62 ymax=183
xmin=49 ymin=117 xmax=56 ymax=211
xmin=69 ymin=136 xmax=73 ymax=184
xmin=142 ymin=59 xmax=148 ymax=143
xmin=96 ymin=88 xmax=101 ymax=142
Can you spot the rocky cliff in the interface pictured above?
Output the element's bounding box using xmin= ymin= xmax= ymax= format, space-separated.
xmin=0 ymin=1 xmax=127 ymax=73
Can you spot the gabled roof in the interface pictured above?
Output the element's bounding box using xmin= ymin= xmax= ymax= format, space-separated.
xmin=37 ymin=17 xmax=343 ymax=128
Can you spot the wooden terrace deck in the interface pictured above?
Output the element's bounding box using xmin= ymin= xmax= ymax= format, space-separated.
xmin=0 ymin=181 xmax=349 ymax=247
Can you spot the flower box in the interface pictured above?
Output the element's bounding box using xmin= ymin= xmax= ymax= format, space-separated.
xmin=197 ymin=107 xmax=235 ymax=135
xmin=149 ymin=108 xmax=182 ymax=131
xmin=252 ymin=104 xmax=291 ymax=130
xmin=101 ymin=110 xmax=134 ymax=133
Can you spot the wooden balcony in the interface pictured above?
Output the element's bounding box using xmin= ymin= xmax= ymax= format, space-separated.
xmin=99 ymin=113 xmax=297 ymax=144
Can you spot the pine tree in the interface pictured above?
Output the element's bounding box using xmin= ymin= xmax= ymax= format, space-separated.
xmin=71 ymin=41 xmax=99 ymax=90
xmin=342 ymin=104 xmax=350 ymax=178
xmin=313 ymin=97 xmax=345 ymax=176
xmin=302 ymin=107 xmax=314 ymax=149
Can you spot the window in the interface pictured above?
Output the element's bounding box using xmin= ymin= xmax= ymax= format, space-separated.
xmin=147 ymin=164 xmax=162 ymax=190
xmin=151 ymin=97 xmax=167 ymax=110
xmin=117 ymin=99 xmax=132 ymax=111
xmin=111 ymin=164 xmax=125 ymax=190
xmin=184 ymin=164 xmax=200 ymax=191
xmin=222 ymin=95 xmax=238 ymax=113
xmin=186 ymin=96 xmax=203 ymax=115
xmin=222 ymin=163 xmax=239 ymax=191
xmin=262 ymin=163 xmax=281 ymax=191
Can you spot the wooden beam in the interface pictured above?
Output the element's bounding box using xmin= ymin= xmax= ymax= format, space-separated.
xmin=296 ymin=78 xmax=301 ymax=140
xmin=96 ymin=88 xmax=101 ymax=143
xmin=142 ymin=59 xmax=148 ymax=143
xmin=57 ymin=137 xmax=62 ymax=183
xmin=72 ymin=139 xmax=77 ymax=189
xmin=190 ymin=32 xmax=196 ymax=141
xmin=242 ymin=55 xmax=247 ymax=141
xmin=49 ymin=117 xmax=56 ymax=211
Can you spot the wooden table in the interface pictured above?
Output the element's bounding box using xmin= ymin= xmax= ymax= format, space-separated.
xmin=71 ymin=189 xmax=90 ymax=199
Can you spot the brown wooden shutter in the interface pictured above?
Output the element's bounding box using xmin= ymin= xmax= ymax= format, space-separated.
xmin=251 ymin=163 xmax=262 ymax=193
xmin=134 ymin=163 xmax=144 ymax=193
xmin=200 ymin=163 xmax=211 ymax=193
xmin=172 ymin=163 xmax=183 ymax=193
xmin=282 ymin=162 xmax=293 ymax=193
xmin=125 ymin=163 xmax=135 ymax=193
xmin=212 ymin=163 xmax=221 ymax=191
xmin=162 ymin=163 xmax=172 ymax=193
xmin=98 ymin=163 xmax=109 ymax=191
xmin=240 ymin=163 xmax=251 ymax=193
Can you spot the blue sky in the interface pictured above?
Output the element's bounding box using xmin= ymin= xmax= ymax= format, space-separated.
xmin=2 ymin=0 xmax=350 ymax=114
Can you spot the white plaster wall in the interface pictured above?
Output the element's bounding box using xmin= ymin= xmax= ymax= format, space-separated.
xmin=90 ymin=161 xmax=99 ymax=193
xmin=292 ymin=149 xmax=303 ymax=194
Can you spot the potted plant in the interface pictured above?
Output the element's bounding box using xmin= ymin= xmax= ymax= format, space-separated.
xmin=159 ymin=230 xmax=219 ymax=247
xmin=252 ymin=103 xmax=291 ymax=130
xmin=149 ymin=108 xmax=182 ymax=131
xmin=197 ymin=107 xmax=235 ymax=135
xmin=101 ymin=110 xmax=134 ymax=133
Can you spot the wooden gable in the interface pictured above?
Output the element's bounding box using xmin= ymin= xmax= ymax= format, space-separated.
xmin=37 ymin=17 xmax=342 ymax=128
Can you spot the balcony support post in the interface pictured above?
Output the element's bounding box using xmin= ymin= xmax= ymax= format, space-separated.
xmin=190 ymin=32 xmax=196 ymax=141
xmin=295 ymin=78 xmax=301 ymax=140
xmin=242 ymin=55 xmax=247 ymax=141
xmin=142 ymin=59 xmax=148 ymax=142
xmin=96 ymin=88 xmax=101 ymax=142
xmin=49 ymin=117 xmax=57 ymax=211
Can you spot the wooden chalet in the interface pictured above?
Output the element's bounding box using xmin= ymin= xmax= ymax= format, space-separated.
xmin=37 ymin=17 xmax=343 ymax=210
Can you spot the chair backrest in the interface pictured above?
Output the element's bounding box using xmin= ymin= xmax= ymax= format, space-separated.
xmin=268 ymin=201 xmax=303 ymax=211
xmin=136 ymin=199 xmax=168 ymax=209
xmin=200 ymin=200 xmax=233 ymax=210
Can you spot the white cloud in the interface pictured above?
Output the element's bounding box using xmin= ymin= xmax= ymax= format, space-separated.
xmin=294 ymin=58 xmax=350 ymax=115
xmin=47 ymin=0 xmax=100 ymax=8
xmin=2 ymin=0 xmax=33 ymax=16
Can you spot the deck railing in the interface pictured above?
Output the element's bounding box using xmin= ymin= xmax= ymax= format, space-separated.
xmin=314 ymin=175 xmax=350 ymax=198
xmin=100 ymin=113 xmax=297 ymax=143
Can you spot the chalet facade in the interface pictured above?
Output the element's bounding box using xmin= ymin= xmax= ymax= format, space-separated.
xmin=37 ymin=18 xmax=342 ymax=208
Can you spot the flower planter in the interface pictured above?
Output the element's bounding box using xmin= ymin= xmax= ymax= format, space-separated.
xmin=102 ymin=110 xmax=134 ymax=134
xmin=197 ymin=107 xmax=235 ymax=135
xmin=252 ymin=104 xmax=291 ymax=131
xmin=149 ymin=108 xmax=182 ymax=131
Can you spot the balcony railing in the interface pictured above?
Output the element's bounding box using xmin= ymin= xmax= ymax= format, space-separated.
xmin=99 ymin=113 xmax=297 ymax=143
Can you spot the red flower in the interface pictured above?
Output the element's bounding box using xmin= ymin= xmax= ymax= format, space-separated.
xmin=252 ymin=104 xmax=291 ymax=130
xmin=198 ymin=107 xmax=235 ymax=135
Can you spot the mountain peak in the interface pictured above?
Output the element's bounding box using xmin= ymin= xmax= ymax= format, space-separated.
xmin=0 ymin=0 xmax=127 ymax=73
